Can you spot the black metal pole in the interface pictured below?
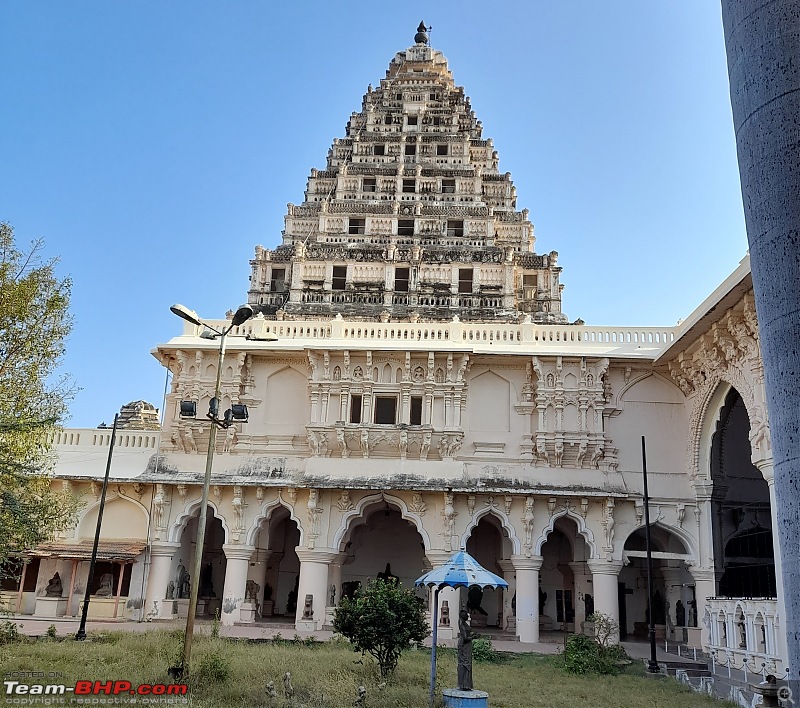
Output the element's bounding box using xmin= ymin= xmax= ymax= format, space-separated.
xmin=642 ymin=435 xmax=659 ymax=673
xmin=75 ymin=413 xmax=118 ymax=641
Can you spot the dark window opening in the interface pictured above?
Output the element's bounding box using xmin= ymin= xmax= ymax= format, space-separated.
xmin=22 ymin=558 xmax=40 ymax=592
xmin=442 ymin=178 xmax=456 ymax=194
xmin=458 ymin=268 xmax=473 ymax=294
xmin=348 ymin=218 xmax=365 ymax=235
xmin=374 ymin=397 xmax=397 ymax=425
xmin=405 ymin=144 xmax=417 ymax=156
xmin=437 ymin=144 xmax=448 ymax=156
xmin=397 ymin=220 xmax=414 ymax=237
xmin=350 ymin=395 xmax=362 ymax=424
xmin=396 ymin=93 xmax=403 ymax=101
xmin=407 ymin=115 xmax=418 ymax=126
xmin=447 ymin=219 xmax=464 ymax=237
xmin=402 ymin=179 xmax=416 ymax=193
xmin=363 ymin=178 xmax=377 ymax=192
xmin=410 ymin=397 xmax=423 ymax=425
xmin=374 ymin=144 xmax=386 ymax=155
xmin=270 ymin=267 xmax=286 ymax=292
xmin=332 ymin=266 xmax=347 ymax=291
xmin=395 ymin=266 xmax=410 ymax=292
xmin=431 ymin=116 xmax=442 ymax=126
xmin=90 ymin=562 xmax=132 ymax=596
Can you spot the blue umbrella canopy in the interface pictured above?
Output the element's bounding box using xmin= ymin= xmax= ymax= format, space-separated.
xmin=415 ymin=550 xmax=508 ymax=590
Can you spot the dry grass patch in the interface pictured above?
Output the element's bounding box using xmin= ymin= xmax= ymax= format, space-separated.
xmin=1 ymin=629 xmax=732 ymax=707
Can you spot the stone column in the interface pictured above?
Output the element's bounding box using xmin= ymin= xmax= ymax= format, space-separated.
xmin=247 ymin=549 xmax=270 ymax=612
xmin=722 ymin=1 xmax=800 ymax=694
xmin=221 ymin=544 xmax=255 ymax=626
xmin=327 ymin=553 xmax=347 ymax=608
xmin=511 ymin=555 xmax=543 ymax=643
xmin=569 ymin=561 xmax=590 ymax=633
xmin=295 ymin=547 xmax=338 ymax=630
xmin=144 ymin=541 xmax=180 ymax=619
xmin=690 ymin=568 xmax=717 ymax=647
xmin=497 ymin=560 xmax=517 ymax=632
xmin=587 ymin=560 xmax=624 ymax=644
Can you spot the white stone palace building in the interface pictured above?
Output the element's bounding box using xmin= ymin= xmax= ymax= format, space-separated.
xmin=3 ymin=24 xmax=787 ymax=672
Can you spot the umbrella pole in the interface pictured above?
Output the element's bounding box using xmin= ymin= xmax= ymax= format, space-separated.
xmin=429 ymin=586 xmax=440 ymax=708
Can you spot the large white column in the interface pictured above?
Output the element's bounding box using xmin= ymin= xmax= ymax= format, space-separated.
xmin=511 ymin=555 xmax=543 ymax=644
xmin=295 ymin=547 xmax=338 ymax=630
xmin=221 ymin=544 xmax=255 ymax=626
xmin=144 ymin=541 xmax=180 ymax=619
xmin=690 ymin=568 xmax=717 ymax=647
xmin=587 ymin=560 xmax=624 ymax=644
xmin=569 ymin=561 xmax=590 ymax=632
xmin=327 ymin=553 xmax=347 ymax=608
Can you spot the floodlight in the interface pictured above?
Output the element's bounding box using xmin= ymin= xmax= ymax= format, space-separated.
xmin=230 ymin=404 xmax=249 ymax=422
xmin=231 ymin=305 xmax=255 ymax=327
xmin=179 ymin=401 xmax=197 ymax=418
xmin=170 ymin=304 xmax=204 ymax=327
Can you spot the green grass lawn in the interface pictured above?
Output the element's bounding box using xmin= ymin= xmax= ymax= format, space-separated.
xmin=1 ymin=629 xmax=729 ymax=707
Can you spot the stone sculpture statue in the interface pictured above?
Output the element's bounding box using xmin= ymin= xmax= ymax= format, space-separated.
xmin=45 ymin=573 xmax=63 ymax=597
xmin=675 ymin=600 xmax=686 ymax=627
xmin=302 ymin=593 xmax=313 ymax=619
xmin=176 ymin=564 xmax=190 ymax=599
xmin=457 ymin=609 xmax=479 ymax=691
xmin=96 ymin=573 xmax=114 ymax=596
xmin=282 ymin=672 xmax=294 ymax=698
xmin=166 ymin=581 xmax=175 ymax=600
xmin=440 ymin=600 xmax=450 ymax=627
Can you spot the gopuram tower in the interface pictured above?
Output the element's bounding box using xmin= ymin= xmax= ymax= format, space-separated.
xmin=248 ymin=23 xmax=568 ymax=324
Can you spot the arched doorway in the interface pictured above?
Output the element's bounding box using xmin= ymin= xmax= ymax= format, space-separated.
xmin=710 ymin=388 xmax=775 ymax=598
xmin=540 ymin=517 xmax=590 ymax=633
xmin=620 ymin=525 xmax=694 ymax=640
xmin=465 ymin=515 xmax=511 ymax=628
xmin=251 ymin=507 xmax=301 ymax=618
xmin=173 ymin=506 xmax=226 ymax=617
xmin=338 ymin=501 xmax=426 ymax=599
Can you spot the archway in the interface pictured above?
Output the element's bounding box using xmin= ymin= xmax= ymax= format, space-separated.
xmin=709 ymin=387 xmax=775 ymax=598
xmin=251 ymin=506 xmax=301 ymax=618
xmin=171 ymin=506 xmax=226 ymax=617
xmin=620 ymin=525 xmax=694 ymax=640
xmin=338 ymin=500 xmax=426 ymax=600
xmin=465 ymin=515 xmax=511 ymax=627
xmin=540 ymin=517 xmax=590 ymax=633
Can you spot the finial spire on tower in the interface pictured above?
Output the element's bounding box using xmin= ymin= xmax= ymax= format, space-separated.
xmin=414 ymin=21 xmax=430 ymax=46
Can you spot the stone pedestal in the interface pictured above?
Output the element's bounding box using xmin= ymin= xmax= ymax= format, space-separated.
xmin=34 ymin=597 xmax=67 ymax=617
xmin=175 ymin=598 xmax=190 ymax=618
xmin=80 ymin=597 xmax=123 ymax=619
xmin=442 ymin=689 xmax=489 ymax=707
xmin=296 ymin=620 xmax=316 ymax=632
xmin=685 ymin=627 xmax=703 ymax=649
xmin=261 ymin=600 xmax=274 ymax=617
xmin=239 ymin=601 xmax=257 ymax=623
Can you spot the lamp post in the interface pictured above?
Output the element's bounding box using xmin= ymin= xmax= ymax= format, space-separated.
xmin=642 ymin=435 xmax=660 ymax=674
xmin=169 ymin=303 xmax=269 ymax=675
xmin=75 ymin=413 xmax=119 ymax=641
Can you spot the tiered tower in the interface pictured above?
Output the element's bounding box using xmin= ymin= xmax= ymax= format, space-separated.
xmin=248 ymin=23 xmax=567 ymax=324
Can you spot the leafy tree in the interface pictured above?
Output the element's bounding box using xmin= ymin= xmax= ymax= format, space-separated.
xmin=333 ymin=579 xmax=429 ymax=678
xmin=0 ymin=222 xmax=79 ymax=584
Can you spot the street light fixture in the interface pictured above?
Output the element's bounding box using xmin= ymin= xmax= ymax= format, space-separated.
xmin=169 ymin=302 xmax=256 ymax=676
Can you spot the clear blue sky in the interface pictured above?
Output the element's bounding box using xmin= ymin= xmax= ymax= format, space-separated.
xmin=0 ymin=2 xmax=747 ymax=427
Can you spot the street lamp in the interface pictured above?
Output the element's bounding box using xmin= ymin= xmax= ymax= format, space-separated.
xmin=169 ymin=302 xmax=268 ymax=675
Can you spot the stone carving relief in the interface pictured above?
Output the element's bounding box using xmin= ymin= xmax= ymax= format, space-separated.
xmin=442 ymin=492 xmax=457 ymax=552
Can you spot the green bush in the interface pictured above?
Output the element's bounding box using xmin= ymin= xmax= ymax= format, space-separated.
xmin=472 ymin=637 xmax=498 ymax=663
xmin=563 ymin=633 xmax=624 ymax=676
xmin=195 ymin=646 xmax=231 ymax=684
xmin=46 ymin=624 xmax=57 ymax=640
xmin=0 ymin=620 xmax=20 ymax=644
xmin=333 ymin=579 xmax=429 ymax=678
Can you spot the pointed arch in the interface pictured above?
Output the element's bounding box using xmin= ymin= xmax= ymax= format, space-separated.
xmin=459 ymin=506 xmax=521 ymax=555
xmin=623 ymin=520 xmax=697 ymax=561
xmin=245 ymin=496 xmax=304 ymax=547
xmin=76 ymin=492 xmax=150 ymax=540
xmin=534 ymin=508 xmax=598 ymax=558
xmin=168 ymin=497 xmax=230 ymax=544
xmin=332 ymin=492 xmax=431 ymax=552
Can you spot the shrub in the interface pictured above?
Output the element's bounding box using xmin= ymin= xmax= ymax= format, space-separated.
xmin=563 ymin=633 xmax=622 ymax=676
xmin=0 ymin=620 xmax=20 ymax=644
xmin=46 ymin=624 xmax=57 ymax=640
xmin=333 ymin=579 xmax=429 ymax=678
xmin=195 ymin=646 xmax=230 ymax=684
xmin=472 ymin=637 xmax=498 ymax=663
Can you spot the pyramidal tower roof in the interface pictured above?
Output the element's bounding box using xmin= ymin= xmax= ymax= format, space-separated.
xmin=249 ymin=23 xmax=567 ymax=324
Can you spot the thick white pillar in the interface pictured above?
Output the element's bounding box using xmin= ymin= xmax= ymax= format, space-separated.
xmin=569 ymin=561 xmax=590 ymax=632
xmin=512 ymin=555 xmax=543 ymax=643
xmin=327 ymin=553 xmax=347 ymax=608
xmin=587 ymin=560 xmax=623 ymax=644
xmin=690 ymin=568 xmax=717 ymax=647
xmin=426 ymin=551 xmax=458 ymax=636
xmin=221 ymin=544 xmax=255 ymax=626
xmin=295 ymin=547 xmax=337 ymax=630
xmin=144 ymin=542 xmax=180 ymax=619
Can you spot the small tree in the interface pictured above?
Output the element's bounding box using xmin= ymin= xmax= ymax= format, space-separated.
xmin=333 ymin=579 xmax=429 ymax=678
xmin=0 ymin=223 xmax=78 ymax=583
